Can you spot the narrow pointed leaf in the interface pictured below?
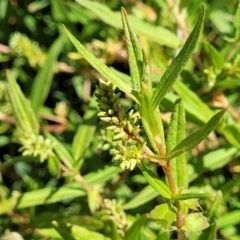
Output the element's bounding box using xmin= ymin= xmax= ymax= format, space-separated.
xmin=173 ymin=80 xmax=213 ymax=124
xmin=188 ymin=147 xmax=238 ymax=181
xmin=166 ymin=99 xmax=187 ymax=189
xmin=140 ymin=162 xmax=172 ymax=199
xmin=151 ymin=4 xmax=205 ymax=108
xmin=125 ymin=215 xmax=148 ymax=240
xmin=167 ymin=109 xmax=226 ymax=159
xmin=76 ymin=0 xmax=180 ymax=48
xmin=72 ymin=99 xmax=97 ymax=166
xmin=45 ymin=132 xmax=74 ymax=170
xmin=139 ymin=92 xmax=165 ymax=153
xmin=202 ymin=41 xmax=225 ymax=69
xmin=52 ymin=221 xmax=110 ymax=240
xmin=6 ymin=70 xmax=38 ymax=134
xmin=121 ymin=7 xmax=143 ymax=88
xmin=63 ymin=26 xmax=139 ymax=103
xmin=30 ymin=34 xmax=66 ymax=113
xmin=123 ymin=185 xmax=159 ymax=210
xmin=0 ymin=185 xmax=86 ymax=215
xmin=172 ymin=192 xmax=209 ymax=201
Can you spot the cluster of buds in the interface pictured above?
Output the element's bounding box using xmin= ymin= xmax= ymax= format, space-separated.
xmin=16 ymin=130 xmax=56 ymax=162
xmin=9 ymin=32 xmax=46 ymax=68
xmin=95 ymin=80 xmax=144 ymax=170
xmin=102 ymin=199 xmax=130 ymax=237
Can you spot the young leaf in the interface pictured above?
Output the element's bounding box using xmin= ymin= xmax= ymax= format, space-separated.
xmin=121 ymin=7 xmax=143 ymax=88
xmin=6 ymin=70 xmax=39 ymax=134
xmin=140 ymin=162 xmax=172 ymax=199
xmin=150 ymin=203 xmax=177 ymax=228
xmin=166 ymin=99 xmax=187 ymax=189
xmin=167 ymin=109 xmax=226 ymax=159
xmin=151 ymin=4 xmax=205 ymax=109
xmin=63 ymin=26 xmax=139 ymax=103
xmin=182 ymin=213 xmax=209 ymax=232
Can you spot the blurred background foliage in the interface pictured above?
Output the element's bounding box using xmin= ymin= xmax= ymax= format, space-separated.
xmin=0 ymin=0 xmax=240 ymax=239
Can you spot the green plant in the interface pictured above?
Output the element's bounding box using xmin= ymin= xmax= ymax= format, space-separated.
xmin=63 ymin=5 xmax=225 ymax=239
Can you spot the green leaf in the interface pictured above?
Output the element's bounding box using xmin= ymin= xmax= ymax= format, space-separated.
xmin=181 ymin=198 xmax=201 ymax=211
xmin=150 ymin=203 xmax=177 ymax=228
xmin=139 ymin=90 xmax=165 ymax=154
xmin=218 ymin=210 xmax=240 ymax=228
xmin=173 ymin=80 xmax=215 ymax=125
xmin=87 ymin=190 xmax=101 ymax=213
xmin=172 ymin=192 xmax=209 ymax=201
xmin=0 ymin=0 xmax=8 ymax=19
xmin=0 ymin=185 xmax=86 ymax=215
xmin=220 ymin=176 xmax=240 ymax=199
xmin=30 ymin=34 xmax=66 ymax=113
xmin=6 ymin=70 xmax=38 ymax=134
xmin=202 ymin=41 xmax=225 ymax=69
xmin=72 ymin=99 xmax=98 ymax=167
xmin=151 ymin=4 xmax=205 ymax=108
xmin=0 ymin=156 xmax=38 ymax=171
xmin=63 ymin=26 xmax=139 ymax=103
xmin=83 ymin=166 xmax=122 ymax=186
xmin=37 ymin=228 xmax=62 ymax=240
xmin=47 ymin=155 xmax=61 ymax=178
xmin=188 ymin=147 xmax=238 ymax=181
xmin=140 ymin=162 xmax=172 ymax=199
xmin=214 ymin=78 xmax=240 ymax=90
xmin=75 ymin=0 xmax=180 ymax=48
xmin=123 ymin=185 xmax=159 ymax=210
xmin=121 ymin=7 xmax=143 ymax=88
xmin=182 ymin=213 xmax=209 ymax=232
xmin=50 ymin=0 xmax=69 ymax=22
xmin=125 ymin=215 xmax=148 ymax=240
xmin=45 ymin=132 xmax=74 ymax=170
xmin=52 ymin=221 xmax=110 ymax=240
xmin=166 ymin=99 xmax=187 ymax=189
xmin=222 ymin=124 xmax=240 ymax=149
xmin=167 ymin=109 xmax=226 ymax=159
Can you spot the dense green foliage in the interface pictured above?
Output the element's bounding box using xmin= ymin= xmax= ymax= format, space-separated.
xmin=0 ymin=1 xmax=240 ymax=239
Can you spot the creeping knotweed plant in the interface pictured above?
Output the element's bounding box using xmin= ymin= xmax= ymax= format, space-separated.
xmin=64 ymin=4 xmax=226 ymax=239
